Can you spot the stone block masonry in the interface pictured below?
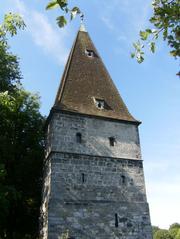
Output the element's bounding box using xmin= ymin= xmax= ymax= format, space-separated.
xmin=40 ymin=112 xmax=152 ymax=239
xmin=46 ymin=112 xmax=141 ymax=160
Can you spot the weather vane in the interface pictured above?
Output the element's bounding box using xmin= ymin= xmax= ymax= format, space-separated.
xmin=79 ymin=12 xmax=86 ymax=32
xmin=80 ymin=13 xmax=84 ymax=24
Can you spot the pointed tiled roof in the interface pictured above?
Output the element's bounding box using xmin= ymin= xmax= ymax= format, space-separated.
xmin=53 ymin=27 xmax=139 ymax=124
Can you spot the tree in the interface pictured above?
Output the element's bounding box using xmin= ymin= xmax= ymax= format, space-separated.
xmin=169 ymin=223 xmax=180 ymax=239
xmin=175 ymin=230 xmax=180 ymax=239
xmin=169 ymin=223 xmax=180 ymax=230
xmin=0 ymin=13 xmax=25 ymax=92
xmin=131 ymin=0 xmax=180 ymax=63
xmin=154 ymin=229 xmax=172 ymax=239
xmin=0 ymin=13 xmax=45 ymax=238
xmin=152 ymin=223 xmax=180 ymax=239
xmin=46 ymin=0 xmax=180 ymax=65
xmin=152 ymin=226 xmax=160 ymax=235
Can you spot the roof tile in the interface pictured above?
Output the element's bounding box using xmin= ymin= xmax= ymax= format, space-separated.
xmin=54 ymin=30 xmax=139 ymax=124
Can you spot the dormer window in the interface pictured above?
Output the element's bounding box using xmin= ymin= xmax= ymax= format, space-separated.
xmin=93 ymin=97 xmax=112 ymax=110
xmin=94 ymin=98 xmax=105 ymax=109
xmin=85 ymin=49 xmax=95 ymax=57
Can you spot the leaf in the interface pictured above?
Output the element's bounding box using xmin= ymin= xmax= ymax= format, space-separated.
xmin=152 ymin=29 xmax=159 ymax=39
xmin=56 ymin=16 xmax=67 ymax=28
xmin=46 ymin=0 xmax=59 ymax=10
xmin=131 ymin=52 xmax=135 ymax=58
xmin=71 ymin=7 xmax=81 ymax=14
xmin=57 ymin=0 xmax=68 ymax=10
xmin=146 ymin=29 xmax=152 ymax=34
xmin=140 ymin=31 xmax=149 ymax=40
xmin=3 ymin=13 xmax=26 ymax=37
xmin=137 ymin=54 xmax=144 ymax=63
xmin=170 ymin=50 xmax=177 ymax=57
xmin=150 ymin=42 xmax=156 ymax=53
xmin=70 ymin=7 xmax=81 ymax=20
xmin=163 ymin=28 xmax=168 ymax=40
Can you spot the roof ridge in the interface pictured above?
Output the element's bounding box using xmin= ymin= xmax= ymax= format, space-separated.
xmin=54 ymin=31 xmax=80 ymax=105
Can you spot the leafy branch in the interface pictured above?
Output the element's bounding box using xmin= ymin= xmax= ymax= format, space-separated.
xmin=46 ymin=0 xmax=82 ymax=27
xmin=132 ymin=0 xmax=180 ymax=63
xmin=0 ymin=13 xmax=26 ymax=40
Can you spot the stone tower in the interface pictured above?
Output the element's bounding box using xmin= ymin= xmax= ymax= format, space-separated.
xmin=41 ymin=26 xmax=152 ymax=239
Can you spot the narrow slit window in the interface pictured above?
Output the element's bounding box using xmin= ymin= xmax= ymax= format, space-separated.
xmin=82 ymin=173 xmax=85 ymax=183
xmin=109 ymin=137 xmax=116 ymax=146
xmin=121 ymin=175 xmax=126 ymax=184
xmin=76 ymin=133 xmax=82 ymax=143
xmin=115 ymin=213 xmax=118 ymax=228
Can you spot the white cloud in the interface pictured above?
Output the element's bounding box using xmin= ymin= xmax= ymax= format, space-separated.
xmin=147 ymin=180 xmax=180 ymax=228
xmin=13 ymin=0 xmax=69 ymax=65
xmin=144 ymin=158 xmax=180 ymax=229
xmin=28 ymin=11 xmax=68 ymax=65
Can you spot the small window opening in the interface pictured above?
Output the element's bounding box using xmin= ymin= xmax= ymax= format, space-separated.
xmin=95 ymin=99 xmax=105 ymax=109
xmin=93 ymin=97 xmax=112 ymax=110
xmin=109 ymin=137 xmax=116 ymax=146
xmin=76 ymin=133 xmax=82 ymax=143
xmin=82 ymin=173 xmax=85 ymax=183
xmin=121 ymin=175 xmax=126 ymax=184
xmin=85 ymin=49 xmax=95 ymax=57
xmin=115 ymin=213 xmax=118 ymax=228
xmin=130 ymin=178 xmax=133 ymax=185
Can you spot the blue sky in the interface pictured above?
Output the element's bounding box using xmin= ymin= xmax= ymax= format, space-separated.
xmin=1 ymin=0 xmax=180 ymax=229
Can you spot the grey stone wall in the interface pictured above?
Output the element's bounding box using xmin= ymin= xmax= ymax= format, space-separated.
xmin=47 ymin=152 xmax=152 ymax=239
xmin=41 ymin=112 xmax=152 ymax=239
xmin=46 ymin=112 xmax=141 ymax=160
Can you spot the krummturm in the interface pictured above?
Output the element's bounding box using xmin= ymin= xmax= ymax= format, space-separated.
xmin=40 ymin=25 xmax=152 ymax=239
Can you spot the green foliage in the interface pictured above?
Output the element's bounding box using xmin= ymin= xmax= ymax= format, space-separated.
xmin=56 ymin=16 xmax=67 ymax=28
xmin=131 ymin=41 xmax=145 ymax=63
xmin=170 ymin=228 xmax=180 ymax=238
xmin=152 ymin=226 xmax=160 ymax=235
xmin=169 ymin=223 xmax=180 ymax=230
xmin=0 ymin=13 xmax=25 ymax=93
xmin=46 ymin=0 xmax=82 ymax=28
xmin=0 ymin=13 xmax=26 ymax=41
xmin=175 ymin=230 xmax=180 ymax=239
xmin=46 ymin=0 xmax=60 ymax=10
xmin=0 ymin=88 xmax=45 ymax=238
xmin=0 ymin=13 xmax=45 ymax=238
xmin=46 ymin=0 xmax=179 ymax=65
xmin=132 ymin=0 xmax=180 ymax=63
xmin=154 ymin=229 xmax=172 ymax=239
xmin=169 ymin=224 xmax=180 ymax=239
xmin=153 ymin=223 xmax=180 ymax=239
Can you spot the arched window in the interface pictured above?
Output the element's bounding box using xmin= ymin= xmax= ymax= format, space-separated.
xmin=76 ymin=132 xmax=82 ymax=143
